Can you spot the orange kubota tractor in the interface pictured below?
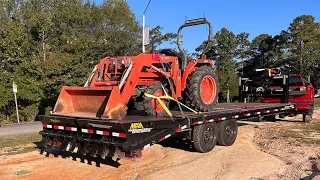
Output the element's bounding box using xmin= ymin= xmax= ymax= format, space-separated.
xmin=52 ymin=18 xmax=219 ymax=120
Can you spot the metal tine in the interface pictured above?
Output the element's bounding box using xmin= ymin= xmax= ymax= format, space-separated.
xmin=92 ymin=143 xmax=99 ymax=157
xmin=80 ymin=142 xmax=90 ymax=155
xmin=112 ymin=146 xmax=121 ymax=161
xmin=65 ymin=142 xmax=72 ymax=151
xmin=101 ymin=145 xmax=109 ymax=159
xmin=72 ymin=143 xmax=80 ymax=153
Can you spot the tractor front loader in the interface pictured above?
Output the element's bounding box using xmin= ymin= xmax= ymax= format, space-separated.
xmin=52 ymin=17 xmax=219 ymax=120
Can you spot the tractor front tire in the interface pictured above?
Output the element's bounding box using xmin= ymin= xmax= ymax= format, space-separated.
xmin=143 ymin=84 xmax=169 ymax=117
xmin=185 ymin=66 xmax=219 ymax=112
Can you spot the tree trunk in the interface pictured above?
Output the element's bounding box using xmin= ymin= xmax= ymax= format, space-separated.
xmin=307 ymin=74 xmax=311 ymax=82
xmin=42 ymin=30 xmax=46 ymax=61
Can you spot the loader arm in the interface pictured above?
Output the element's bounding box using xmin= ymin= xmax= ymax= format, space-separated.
xmin=52 ymin=54 xmax=159 ymax=120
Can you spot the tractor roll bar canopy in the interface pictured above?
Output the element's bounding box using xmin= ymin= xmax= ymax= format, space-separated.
xmin=177 ymin=17 xmax=214 ymax=70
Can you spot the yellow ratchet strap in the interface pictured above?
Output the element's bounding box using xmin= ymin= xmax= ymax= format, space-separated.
xmin=144 ymin=92 xmax=199 ymax=117
xmin=268 ymin=69 xmax=271 ymax=77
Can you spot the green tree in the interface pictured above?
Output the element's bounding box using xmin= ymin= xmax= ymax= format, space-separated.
xmin=146 ymin=25 xmax=177 ymax=52
xmin=0 ymin=0 xmax=43 ymax=121
xmin=235 ymin=32 xmax=251 ymax=75
xmin=287 ymin=15 xmax=320 ymax=81
xmin=196 ymin=27 xmax=239 ymax=102
xmin=0 ymin=0 xmax=143 ymax=122
xmin=251 ymin=34 xmax=272 ymax=67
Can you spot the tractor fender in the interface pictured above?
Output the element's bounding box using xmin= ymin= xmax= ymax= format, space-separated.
xmin=181 ymin=60 xmax=212 ymax=90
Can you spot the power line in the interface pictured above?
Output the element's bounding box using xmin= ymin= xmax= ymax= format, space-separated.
xmin=144 ymin=0 xmax=152 ymax=14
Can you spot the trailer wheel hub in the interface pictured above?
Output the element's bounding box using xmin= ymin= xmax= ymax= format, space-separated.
xmin=225 ymin=121 xmax=236 ymax=141
xmin=204 ymin=126 xmax=214 ymax=144
xmin=200 ymin=75 xmax=216 ymax=104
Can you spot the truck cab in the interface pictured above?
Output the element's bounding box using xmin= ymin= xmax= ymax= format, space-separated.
xmin=261 ymin=74 xmax=314 ymax=115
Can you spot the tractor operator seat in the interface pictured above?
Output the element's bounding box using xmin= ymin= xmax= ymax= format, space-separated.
xmin=159 ymin=49 xmax=183 ymax=69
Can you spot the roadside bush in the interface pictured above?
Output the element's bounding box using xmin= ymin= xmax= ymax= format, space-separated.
xmin=9 ymin=104 xmax=39 ymax=123
xmin=19 ymin=104 xmax=39 ymax=122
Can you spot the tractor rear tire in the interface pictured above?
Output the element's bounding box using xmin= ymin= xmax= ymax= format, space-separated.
xmin=185 ymin=66 xmax=219 ymax=112
xmin=143 ymin=84 xmax=169 ymax=117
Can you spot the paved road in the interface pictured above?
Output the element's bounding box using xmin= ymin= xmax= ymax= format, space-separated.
xmin=0 ymin=122 xmax=42 ymax=137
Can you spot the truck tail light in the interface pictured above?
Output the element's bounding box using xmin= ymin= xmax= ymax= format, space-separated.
xmin=300 ymin=86 xmax=306 ymax=91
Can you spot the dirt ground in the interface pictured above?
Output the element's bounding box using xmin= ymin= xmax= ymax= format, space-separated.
xmin=0 ymin=109 xmax=319 ymax=180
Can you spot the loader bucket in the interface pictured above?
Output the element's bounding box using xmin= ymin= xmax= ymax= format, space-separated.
xmin=52 ymin=86 xmax=127 ymax=120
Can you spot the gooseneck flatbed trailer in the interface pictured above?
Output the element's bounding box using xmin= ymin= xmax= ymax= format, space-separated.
xmin=36 ymin=19 xmax=311 ymax=162
xmin=38 ymin=102 xmax=296 ymax=161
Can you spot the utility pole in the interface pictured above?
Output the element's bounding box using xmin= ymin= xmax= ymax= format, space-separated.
xmin=12 ymin=82 xmax=19 ymax=123
xmin=142 ymin=0 xmax=152 ymax=53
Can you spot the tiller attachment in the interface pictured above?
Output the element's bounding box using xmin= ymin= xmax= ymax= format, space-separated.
xmin=52 ymin=86 xmax=127 ymax=119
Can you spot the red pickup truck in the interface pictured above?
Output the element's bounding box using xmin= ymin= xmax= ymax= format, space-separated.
xmin=261 ymin=74 xmax=315 ymax=122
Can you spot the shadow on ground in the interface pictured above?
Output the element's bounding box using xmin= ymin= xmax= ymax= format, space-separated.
xmin=160 ymin=122 xmax=250 ymax=152
xmin=301 ymin=161 xmax=320 ymax=180
xmin=239 ymin=116 xmax=303 ymax=123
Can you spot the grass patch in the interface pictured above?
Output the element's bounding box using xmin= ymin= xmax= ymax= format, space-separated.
xmin=0 ymin=133 xmax=41 ymax=149
xmin=299 ymin=122 xmax=320 ymax=132
xmin=14 ymin=169 xmax=31 ymax=176
xmin=304 ymin=139 xmax=320 ymax=145
xmin=0 ymin=146 xmax=38 ymax=156
xmin=279 ymin=123 xmax=320 ymax=145
xmin=315 ymin=98 xmax=320 ymax=107
xmin=280 ymin=130 xmax=302 ymax=138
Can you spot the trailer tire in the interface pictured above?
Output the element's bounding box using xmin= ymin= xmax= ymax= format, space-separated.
xmin=185 ymin=66 xmax=219 ymax=112
xmin=192 ymin=123 xmax=218 ymax=153
xmin=217 ymin=119 xmax=238 ymax=146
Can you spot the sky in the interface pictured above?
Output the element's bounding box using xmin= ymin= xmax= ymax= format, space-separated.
xmin=96 ymin=0 xmax=320 ymax=53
